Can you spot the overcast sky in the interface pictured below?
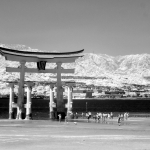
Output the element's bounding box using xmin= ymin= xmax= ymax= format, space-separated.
xmin=0 ymin=0 xmax=150 ymax=56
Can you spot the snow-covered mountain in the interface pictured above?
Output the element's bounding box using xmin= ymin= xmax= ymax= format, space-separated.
xmin=0 ymin=43 xmax=150 ymax=94
xmin=74 ymin=53 xmax=150 ymax=86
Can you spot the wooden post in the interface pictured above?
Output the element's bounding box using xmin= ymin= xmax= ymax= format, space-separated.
xmin=49 ymin=84 xmax=55 ymax=119
xmin=25 ymin=82 xmax=32 ymax=120
xmin=9 ymin=83 xmax=14 ymax=119
xmin=16 ymin=61 xmax=26 ymax=120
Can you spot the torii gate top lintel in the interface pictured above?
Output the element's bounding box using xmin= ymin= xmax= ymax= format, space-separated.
xmin=0 ymin=47 xmax=84 ymax=63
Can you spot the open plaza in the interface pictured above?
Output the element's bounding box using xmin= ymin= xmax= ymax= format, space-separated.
xmin=0 ymin=117 xmax=150 ymax=150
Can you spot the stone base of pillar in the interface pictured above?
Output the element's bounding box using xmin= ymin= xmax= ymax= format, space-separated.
xmin=25 ymin=113 xmax=32 ymax=120
xmin=16 ymin=112 xmax=26 ymax=120
xmin=16 ymin=112 xmax=20 ymax=120
xmin=9 ymin=112 xmax=13 ymax=119
xmin=49 ymin=111 xmax=55 ymax=119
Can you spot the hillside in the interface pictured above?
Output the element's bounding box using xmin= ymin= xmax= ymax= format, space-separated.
xmin=0 ymin=44 xmax=150 ymax=95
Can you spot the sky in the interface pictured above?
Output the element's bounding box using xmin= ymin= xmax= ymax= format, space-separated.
xmin=0 ymin=0 xmax=150 ymax=56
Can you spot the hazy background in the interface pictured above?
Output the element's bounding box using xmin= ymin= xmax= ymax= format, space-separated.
xmin=0 ymin=0 xmax=150 ymax=56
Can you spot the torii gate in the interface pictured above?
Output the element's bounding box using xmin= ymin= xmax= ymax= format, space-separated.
xmin=0 ymin=47 xmax=84 ymax=119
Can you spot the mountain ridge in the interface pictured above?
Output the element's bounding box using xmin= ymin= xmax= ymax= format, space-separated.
xmin=0 ymin=44 xmax=150 ymax=95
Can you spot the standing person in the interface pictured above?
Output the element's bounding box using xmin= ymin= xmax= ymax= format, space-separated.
xmin=97 ymin=113 xmax=101 ymax=123
xmin=58 ymin=114 xmax=62 ymax=123
xmin=75 ymin=112 xmax=78 ymax=119
xmin=65 ymin=115 xmax=68 ymax=124
xmin=110 ymin=112 xmax=113 ymax=119
xmin=93 ymin=113 xmax=97 ymax=123
xmin=87 ymin=112 xmax=91 ymax=123
xmin=124 ymin=112 xmax=127 ymax=120
xmin=121 ymin=113 xmax=124 ymax=121
xmin=81 ymin=112 xmax=84 ymax=118
xmin=108 ymin=113 xmax=111 ymax=119
xmin=118 ymin=114 xmax=121 ymax=126
xmin=125 ymin=112 xmax=129 ymax=120
xmin=86 ymin=112 xmax=88 ymax=122
xmin=127 ymin=112 xmax=129 ymax=120
xmin=88 ymin=112 xmax=91 ymax=118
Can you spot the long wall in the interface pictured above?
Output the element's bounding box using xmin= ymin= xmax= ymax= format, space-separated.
xmin=0 ymin=98 xmax=150 ymax=119
xmin=72 ymin=98 xmax=150 ymax=112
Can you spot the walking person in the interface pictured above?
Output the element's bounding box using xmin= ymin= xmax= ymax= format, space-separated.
xmin=118 ymin=114 xmax=122 ymax=126
xmin=88 ymin=112 xmax=91 ymax=122
xmin=121 ymin=113 xmax=124 ymax=121
xmin=65 ymin=115 xmax=68 ymax=124
xmin=86 ymin=112 xmax=91 ymax=122
xmin=81 ymin=112 xmax=84 ymax=119
xmin=75 ymin=112 xmax=78 ymax=119
xmin=58 ymin=114 xmax=62 ymax=123
xmin=97 ymin=113 xmax=101 ymax=123
xmin=110 ymin=112 xmax=113 ymax=119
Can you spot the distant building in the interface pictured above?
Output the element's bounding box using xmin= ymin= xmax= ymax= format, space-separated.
xmin=86 ymin=91 xmax=93 ymax=98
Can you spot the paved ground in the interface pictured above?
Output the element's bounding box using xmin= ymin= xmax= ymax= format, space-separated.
xmin=0 ymin=117 xmax=150 ymax=150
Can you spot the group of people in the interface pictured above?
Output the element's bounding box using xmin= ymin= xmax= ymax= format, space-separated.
xmin=118 ymin=112 xmax=129 ymax=126
xmin=92 ymin=112 xmax=113 ymax=123
xmin=57 ymin=111 xmax=129 ymax=126
xmin=85 ymin=111 xmax=129 ymax=125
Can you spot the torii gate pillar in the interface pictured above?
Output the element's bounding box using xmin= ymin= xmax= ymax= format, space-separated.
xmin=65 ymin=82 xmax=74 ymax=118
xmin=56 ymin=62 xmax=65 ymax=118
xmin=67 ymin=85 xmax=73 ymax=116
xmin=49 ymin=84 xmax=55 ymax=119
xmin=16 ymin=61 xmax=26 ymax=120
xmin=25 ymin=82 xmax=33 ymax=120
xmin=8 ymin=83 xmax=14 ymax=119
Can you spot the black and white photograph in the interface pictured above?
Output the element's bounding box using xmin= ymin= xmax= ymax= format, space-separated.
xmin=0 ymin=0 xmax=150 ymax=149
